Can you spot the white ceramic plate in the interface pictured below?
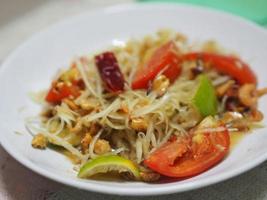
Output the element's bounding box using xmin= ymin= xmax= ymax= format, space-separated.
xmin=0 ymin=3 xmax=267 ymax=196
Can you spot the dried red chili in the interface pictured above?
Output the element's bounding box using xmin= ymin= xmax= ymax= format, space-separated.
xmin=95 ymin=52 xmax=125 ymax=93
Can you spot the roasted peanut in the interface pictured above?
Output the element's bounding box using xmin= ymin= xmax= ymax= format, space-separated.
xmin=120 ymin=102 xmax=129 ymax=114
xmin=130 ymin=117 xmax=148 ymax=132
xmin=31 ymin=134 xmax=47 ymax=149
xmin=63 ymin=99 xmax=79 ymax=110
xmin=94 ymin=139 xmax=111 ymax=155
xmin=81 ymin=133 xmax=92 ymax=153
xmin=152 ymin=75 xmax=170 ymax=97
xmin=79 ymin=98 xmax=95 ymax=111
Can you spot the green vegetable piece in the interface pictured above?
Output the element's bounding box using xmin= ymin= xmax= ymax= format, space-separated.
xmin=78 ymin=155 xmax=140 ymax=179
xmin=192 ymin=75 xmax=218 ymax=117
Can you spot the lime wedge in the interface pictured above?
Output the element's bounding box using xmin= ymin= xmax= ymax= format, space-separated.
xmin=78 ymin=155 xmax=140 ymax=179
xmin=192 ymin=75 xmax=218 ymax=117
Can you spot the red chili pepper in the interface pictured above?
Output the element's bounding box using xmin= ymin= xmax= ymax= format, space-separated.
xmin=95 ymin=52 xmax=125 ymax=92
xmin=182 ymin=52 xmax=257 ymax=85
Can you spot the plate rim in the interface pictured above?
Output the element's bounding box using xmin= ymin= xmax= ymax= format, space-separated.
xmin=0 ymin=2 xmax=267 ymax=196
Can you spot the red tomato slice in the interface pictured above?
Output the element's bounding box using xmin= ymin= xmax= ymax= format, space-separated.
xmin=183 ymin=52 xmax=257 ymax=85
xmin=132 ymin=41 xmax=181 ymax=89
xmin=45 ymin=82 xmax=81 ymax=104
xmin=144 ymin=126 xmax=230 ymax=178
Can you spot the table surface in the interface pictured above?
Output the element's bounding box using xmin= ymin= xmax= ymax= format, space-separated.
xmin=0 ymin=1 xmax=267 ymax=199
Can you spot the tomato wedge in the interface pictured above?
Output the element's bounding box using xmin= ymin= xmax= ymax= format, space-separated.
xmin=132 ymin=41 xmax=181 ymax=89
xmin=45 ymin=82 xmax=81 ymax=104
xmin=183 ymin=52 xmax=257 ymax=85
xmin=144 ymin=120 xmax=230 ymax=178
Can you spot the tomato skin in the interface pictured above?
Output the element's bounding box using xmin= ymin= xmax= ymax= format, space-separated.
xmin=132 ymin=41 xmax=181 ymax=89
xmin=144 ymin=127 xmax=230 ymax=178
xmin=45 ymin=82 xmax=81 ymax=104
xmin=183 ymin=52 xmax=257 ymax=85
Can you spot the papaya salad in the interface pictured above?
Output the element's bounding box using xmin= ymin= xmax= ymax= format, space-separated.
xmin=28 ymin=30 xmax=267 ymax=182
